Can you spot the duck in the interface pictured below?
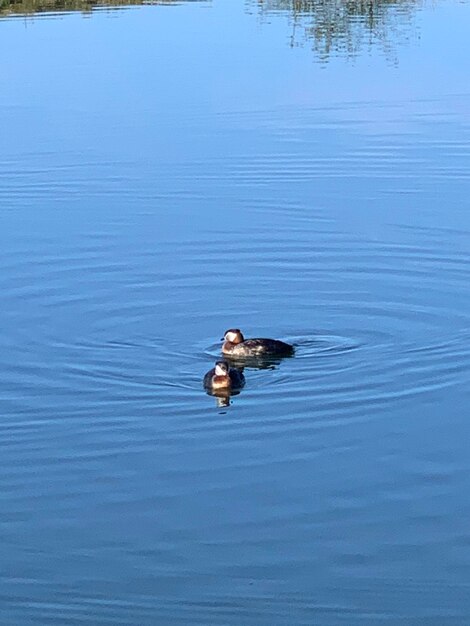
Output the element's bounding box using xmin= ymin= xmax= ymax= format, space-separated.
xmin=203 ymin=360 xmax=245 ymax=392
xmin=221 ymin=329 xmax=294 ymax=358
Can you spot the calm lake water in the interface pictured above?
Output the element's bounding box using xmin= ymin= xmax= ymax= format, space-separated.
xmin=1 ymin=1 xmax=470 ymax=624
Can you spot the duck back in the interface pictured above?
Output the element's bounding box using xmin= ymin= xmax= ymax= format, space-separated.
xmin=230 ymin=338 xmax=294 ymax=357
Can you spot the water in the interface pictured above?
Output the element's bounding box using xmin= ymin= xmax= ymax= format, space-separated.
xmin=1 ymin=1 xmax=470 ymax=623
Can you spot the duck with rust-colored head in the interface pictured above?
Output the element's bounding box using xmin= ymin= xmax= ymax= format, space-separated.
xmin=203 ymin=360 xmax=245 ymax=392
xmin=221 ymin=329 xmax=294 ymax=358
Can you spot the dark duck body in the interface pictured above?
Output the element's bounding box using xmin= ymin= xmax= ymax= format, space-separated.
xmin=222 ymin=329 xmax=294 ymax=358
xmin=203 ymin=361 xmax=245 ymax=391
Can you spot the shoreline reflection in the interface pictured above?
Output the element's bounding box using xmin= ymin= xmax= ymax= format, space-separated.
xmin=0 ymin=0 xmax=209 ymax=19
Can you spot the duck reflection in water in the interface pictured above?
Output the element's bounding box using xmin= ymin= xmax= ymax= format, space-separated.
xmin=203 ymin=360 xmax=245 ymax=407
xmin=223 ymin=354 xmax=284 ymax=372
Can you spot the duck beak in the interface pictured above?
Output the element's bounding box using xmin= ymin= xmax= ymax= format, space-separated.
xmin=220 ymin=336 xmax=225 ymax=341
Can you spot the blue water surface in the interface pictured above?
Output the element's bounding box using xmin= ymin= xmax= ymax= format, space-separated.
xmin=1 ymin=1 xmax=470 ymax=623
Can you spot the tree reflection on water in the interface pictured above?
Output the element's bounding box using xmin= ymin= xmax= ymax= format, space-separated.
xmin=255 ymin=0 xmax=422 ymax=61
xmin=1 ymin=0 xmax=422 ymax=60
xmin=0 ymin=0 xmax=206 ymax=18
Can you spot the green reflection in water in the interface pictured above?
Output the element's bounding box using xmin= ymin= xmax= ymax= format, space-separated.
xmin=254 ymin=0 xmax=422 ymax=61
xmin=0 ymin=0 xmax=206 ymax=18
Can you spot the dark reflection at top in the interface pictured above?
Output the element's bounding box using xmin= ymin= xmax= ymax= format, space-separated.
xmin=0 ymin=0 xmax=207 ymax=19
xmin=253 ymin=0 xmax=422 ymax=61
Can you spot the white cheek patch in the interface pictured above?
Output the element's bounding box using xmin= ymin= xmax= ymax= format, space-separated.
xmin=225 ymin=332 xmax=237 ymax=342
xmin=215 ymin=364 xmax=226 ymax=376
